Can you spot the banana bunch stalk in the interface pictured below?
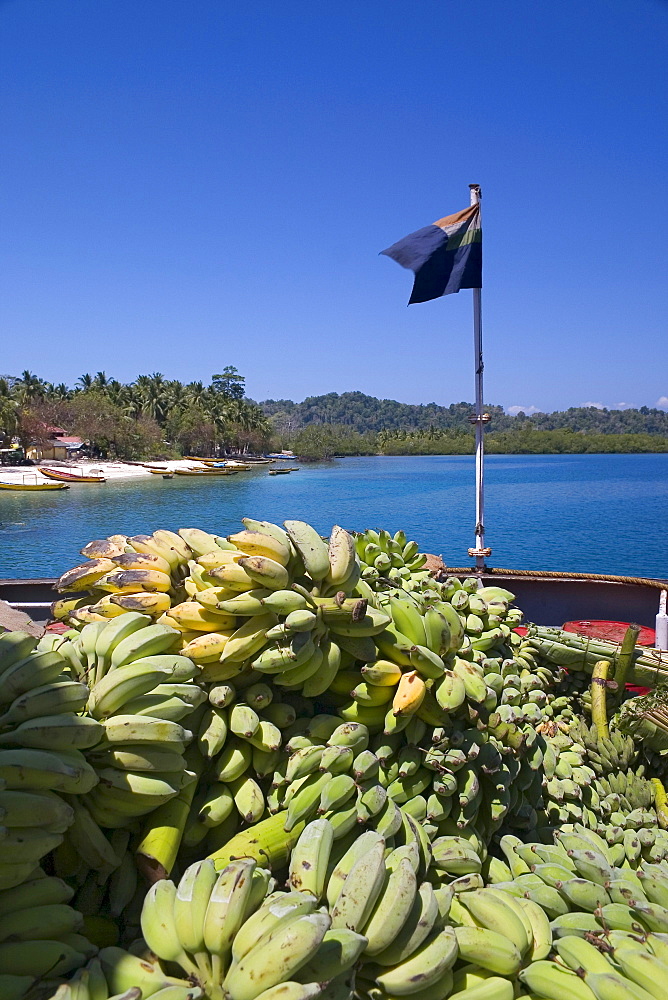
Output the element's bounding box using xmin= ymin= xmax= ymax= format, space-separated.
xmin=617 ymin=684 xmax=668 ymax=752
xmin=527 ymin=624 xmax=668 ymax=688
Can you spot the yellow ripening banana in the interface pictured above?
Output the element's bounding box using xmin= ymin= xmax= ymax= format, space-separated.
xmin=237 ymin=555 xmax=290 ymax=591
xmin=89 ymin=597 xmax=129 ymax=619
xmin=178 ymin=527 xmax=222 ymax=556
xmin=228 ymin=530 xmax=291 ymax=567
xmin=97 ymin=569 xmax=173 ymax=594
xmin=220 ymin=613 xmax=278 ymax=663
xmin=152 ymin=529 xmax=192 ymax=562
xmin=69 ymin=608 xmax=107 ymax=624
xmin=208 ymin=562 xmax=257 ymax=592
xmin=361 ymin=660 xmax=403 ymax=686
xmin=50 ymin=596 xmax=94 ymax=620
xmin=392 ymin=670 xmax=427 ymax=717
xmin=80 ymin=538 xmax=126 ymax=559
xmin=111 ymin=551 xmax=173 ymax=575
xmin=195 ymin=586 xmax=241 ymax=609
xmin=128 ymin=534 xmax=181 ymax=571
xmin=56 ymin=559 xmax=118 ymax=592
xmin=110 ymin=592 xmax=172 ymax=615
xmin=166 ymin=602 xmax=236 ymax=632
xmin=197 ymin=550 xmax=245 ymax=571
xmin=181 ymin=631 xmax=234 ymax=662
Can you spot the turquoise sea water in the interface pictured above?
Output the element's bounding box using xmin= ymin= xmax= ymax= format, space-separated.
xmin=0 ymin=454 xmax=666 ymax=580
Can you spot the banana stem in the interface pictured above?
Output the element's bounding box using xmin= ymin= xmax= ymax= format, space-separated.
xmin=207 ymin=809 xmax=304 ymax=870
xmin=613 ymin=624 xmax=642 ymax=699
xmin=291 ymin=583 xmax=318 ymax=609
xmin=591 ymin=660 xmax=611 ymax=741
xmin=652 ymin=778 xmax=668 ymax=830
xmin=136 ymin=753 xmax=204 ymax=883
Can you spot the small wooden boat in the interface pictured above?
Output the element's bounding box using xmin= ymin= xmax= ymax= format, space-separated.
xmin=174 ymin=468 xmax=240 ymax=477
xmin=162 ymin=473 xmax=174 ymax=479
xmin=39 ymin=467 xmax=106 ymax=484
xmin=185 ymin=457 xmax=251 ymax=470
xmin=269 ymin=468 xmax=292 ymax=475
xmin=148 ymin=468 xmax=170 ymax=475
xmin=0 ymin=480 xmax=69 ymax=491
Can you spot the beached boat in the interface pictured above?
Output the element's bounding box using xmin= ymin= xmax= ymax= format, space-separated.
xmin=174 ymin=468 xmax=240 ymax=476
xmin=147 ymin=468 xmax=171 ymax=475
xmin=39 ymin=467 xmax=106 ymax=484
xmin=0 ymin=481 xmax=69 ymax=491
xmin=184 ymin=458 xmax=252 ymax=470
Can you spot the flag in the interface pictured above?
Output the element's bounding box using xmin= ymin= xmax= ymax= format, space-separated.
xmin=381 ymin=203 xmax=482 ymax=304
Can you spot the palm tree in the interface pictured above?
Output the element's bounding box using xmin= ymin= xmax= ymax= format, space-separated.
xmin=15 ymin=370 xmax=46 ymax=403
xmin=77 ymin=373 xmax=94 ymax=392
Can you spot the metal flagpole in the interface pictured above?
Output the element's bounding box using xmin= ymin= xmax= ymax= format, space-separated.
xmin=467 ymin=183 xmax=490 ymax=572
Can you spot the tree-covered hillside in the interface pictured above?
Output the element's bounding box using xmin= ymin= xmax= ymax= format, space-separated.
xmin=259 ymin=392 xmax=668 ymax=436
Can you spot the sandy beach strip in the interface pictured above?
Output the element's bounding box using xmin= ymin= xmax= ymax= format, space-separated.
xmin=0 ymin=459 xmax=211 ymax=482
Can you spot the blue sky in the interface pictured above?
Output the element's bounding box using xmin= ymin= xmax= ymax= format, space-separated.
xmin=1 ymin=0 xmax=666 ymax=415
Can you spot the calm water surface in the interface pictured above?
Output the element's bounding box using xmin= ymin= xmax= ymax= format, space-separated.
xmin=0 ymin=454 xmax=666 ymax=579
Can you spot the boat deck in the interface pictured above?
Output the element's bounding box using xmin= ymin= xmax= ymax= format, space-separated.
xmin=2 ymin=572 xmax=665 ymax=631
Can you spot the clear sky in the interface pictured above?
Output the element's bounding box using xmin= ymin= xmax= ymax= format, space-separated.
xmin=1 ymin=0 xmax=667 ymax=415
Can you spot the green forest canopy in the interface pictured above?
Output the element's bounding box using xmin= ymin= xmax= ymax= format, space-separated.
xmin=1 ymin=373 xmax=667 ymax=460
xmin=259 ymin=391 xmax=668 ymax=436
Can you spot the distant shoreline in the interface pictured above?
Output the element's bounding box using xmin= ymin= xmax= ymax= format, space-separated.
xmin=2 ymin=447 xmax=667 ymax=484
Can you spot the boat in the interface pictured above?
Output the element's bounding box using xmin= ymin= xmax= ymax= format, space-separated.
xmin=184 ymin=458 xmax=252 ymax=470
xmin=162 ymin=473 xmax=174 ymax=479
xmin=268 ymin=468 xmax=292 ymax=475
xmin=265 ymin=452 xmax=297 ymax=460
xmin=39 ymin=467 xmax=106 ymax=484
xmin=148 ymin=468 xmax=171 ymax=475
xmin=0 ymin=481 xmax=69 ymax=491
xmin=174 ymin=468 xmax=240 ymax=476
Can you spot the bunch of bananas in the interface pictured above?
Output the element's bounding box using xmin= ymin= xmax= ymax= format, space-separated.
xmin=41 ymin=950 xmax=204 ymax=1000
xmin=354 ymin=527 xmax=431 ymax=589
xmin=135 ymin=820 xmax=451 ymax=1000
xmin=536 ymin=717 xmax=659 ymax=839
xmin=0 ymin=867 xmax=95 ymax=994
xmin=0 ymin=632 xmax=100 ymax=891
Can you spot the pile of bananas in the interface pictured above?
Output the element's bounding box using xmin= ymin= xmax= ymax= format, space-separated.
xmin=5 ymin=514 xmax=668 ymax=999
xmin=57 ymin=816 xmax=668 ymax=1000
